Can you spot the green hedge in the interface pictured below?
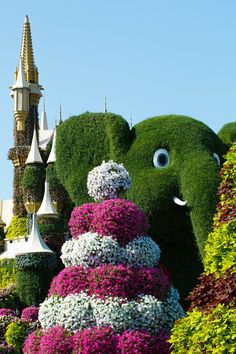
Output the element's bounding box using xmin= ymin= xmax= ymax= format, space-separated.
xmin=56 ymin=113 xmax=226 ymax=300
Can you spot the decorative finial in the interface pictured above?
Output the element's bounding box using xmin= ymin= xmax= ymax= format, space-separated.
xmin=24 ymin=15 xmax=29 ymax=24
xmin=104 ymin=96 xmax=107 ymax=113
xmin=130 ymin=114 xmax=133 ymax=129
xmin=58 ymin=105 xmax=63 ymax=125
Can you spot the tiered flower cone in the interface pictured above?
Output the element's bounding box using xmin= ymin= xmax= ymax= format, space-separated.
xmin=23 ymin=163 xmax=184 ymax=354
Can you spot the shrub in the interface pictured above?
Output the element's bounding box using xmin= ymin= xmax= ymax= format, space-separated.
xmin=0 ymin=284 xmax=22 ymax=310
xmin=5 ymin=320 xmax=28 ymax=353
xmin=21 ymin=306 xmax=39 ymax=322
xmin=0 ymin=260 xmax=15 ymax=289
xmin=0 ymin=309 xmax=16 ymax=317
xmin=169 ymin=305 xmax=236 ymax=353
xmin=6 ymin=216 xmax=27 ymax=240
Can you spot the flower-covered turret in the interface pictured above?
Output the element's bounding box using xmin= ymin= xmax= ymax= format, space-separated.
xmin=23 ymin=161 xmax=184 ymax=353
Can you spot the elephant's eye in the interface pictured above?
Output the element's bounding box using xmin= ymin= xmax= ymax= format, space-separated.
xmin=213 ymin=153 xmax=220 ymax=166
xmin=153 ymin=149 xmax=170 ymax=168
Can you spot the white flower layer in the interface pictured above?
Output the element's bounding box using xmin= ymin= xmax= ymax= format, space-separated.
xmin=39 ymin=287 xmax=184 ymax=334
xmin=87 ymin=160 xmax=131 ymax=201
xmin=61 ymin=233 xmax=161 ymax=268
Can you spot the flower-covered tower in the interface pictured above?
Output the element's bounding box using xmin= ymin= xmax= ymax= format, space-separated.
xmin=23 ymin=161 xmax=184 ymax=353
xmin=8 ymin=15 xmax=43 ymax=216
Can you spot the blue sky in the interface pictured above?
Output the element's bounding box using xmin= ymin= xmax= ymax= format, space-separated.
xmin=0 ymin=0 xmax=236 ymax=199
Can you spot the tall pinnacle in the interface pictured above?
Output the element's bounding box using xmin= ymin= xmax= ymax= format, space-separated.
xmin=19 ymin=15 xmax=38 ymax=83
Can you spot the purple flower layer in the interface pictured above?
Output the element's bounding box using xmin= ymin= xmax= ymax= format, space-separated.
xmin=68 ymin=199 xmax=149 ymax=246
xmin=23 ymin=326 xmax=170 ymax=354
xmin=21 ymin=306 xmax=39 ymax=322
xmin=48 ymin=264 xmax=170 ymax=300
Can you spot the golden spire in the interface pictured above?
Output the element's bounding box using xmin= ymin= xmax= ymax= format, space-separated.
xmin=19 ymin=15 xmax=38 ymax=83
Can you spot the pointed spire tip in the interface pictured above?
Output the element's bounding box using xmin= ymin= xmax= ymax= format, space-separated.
xmin=24 ymin=15 xmax=29 ymax=24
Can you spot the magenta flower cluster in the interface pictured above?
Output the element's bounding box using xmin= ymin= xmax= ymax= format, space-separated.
xmin=68 ymin=203 xmax=96 ymax=237
xmin=73 ymin=326 xmax=118 ymax=354
xmin=21 ymin=306 xmax=39 ymax=322
xmin=23 ymin=326 xmax=170 ymax=354
xmin=0 ymin=309 xmax=16 ymax=317
xmin=23 ymin=325 xmax=73 ymax=354
xmin=48 ymin=264 xmax=170 ymax=300
xmin=69 ymin=199 xmax=149 ymax=245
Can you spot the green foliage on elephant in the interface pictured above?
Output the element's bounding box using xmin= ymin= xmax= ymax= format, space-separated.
xmin=56 ymin=112 xmax=227 ymax=300
xmin=218 ymin=121 xmax=236 ymax=146
xmin=169 ymin=304 xmax=236 ymax=353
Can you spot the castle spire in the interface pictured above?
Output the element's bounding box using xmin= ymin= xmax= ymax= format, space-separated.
xmin=19 ymin=15 xmax=38 ymax=84
xmin=40 ymin=98 xmax=48 ymax=130
xmin=104 ymin=96 xmax=107 ymax=113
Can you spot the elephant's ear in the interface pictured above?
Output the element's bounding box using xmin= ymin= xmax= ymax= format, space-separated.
xmin=218 ymin=122 xmax=236 ymax=147
xmin=55 ymin=112 xmax=132 ymax=205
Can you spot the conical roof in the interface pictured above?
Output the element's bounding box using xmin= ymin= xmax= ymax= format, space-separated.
xmin=37 ymin=181 xmax=58 ymax=218
xmin=25 ymin=129 xmax=44 ymax=164
xmin=13 ymin=58 xmax=28 ymax=89
xmin=47 ymin=129 xmax=56 ymax=163
xmin=23 ymin=214 xmax=53 ymax=254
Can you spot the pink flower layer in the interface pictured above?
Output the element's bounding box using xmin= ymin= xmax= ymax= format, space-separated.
xmin=23 ymin=326 xmax=170 ymax=354
xmin=48 ymin=264 xmax=170 ymax=301
xmin=23 ymin=325 xmax=73 ymax=354
xmin=0 ymin=308 xmax=16 ymax=317
xmin=21 ymin=306 xmax=39 ymax=322
xmin=68 ymin=199 xmax=149 ymax=246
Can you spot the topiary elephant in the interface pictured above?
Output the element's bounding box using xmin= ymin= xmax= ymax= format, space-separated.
xmin=55 ymin=112 xmax=233 ymax=301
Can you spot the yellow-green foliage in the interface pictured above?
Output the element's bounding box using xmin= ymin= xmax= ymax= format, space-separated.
xmin=5 ymin=320 xmax=28 ymax=353
xmin=204 ymin=219 xmax=236 ymax=276
xmin=0 ymin=259 xmax=15 ymax=289
xmin=169 ymin=304 xmax=236 ymax=354
xmin=6 ymin=216 xmax=27 ymax=240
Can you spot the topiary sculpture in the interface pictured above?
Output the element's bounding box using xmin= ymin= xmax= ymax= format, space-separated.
xmin=23 ymin=161 xmax=185 ymax=353
xmin=55 ymin=112 xmax=233 ymax=298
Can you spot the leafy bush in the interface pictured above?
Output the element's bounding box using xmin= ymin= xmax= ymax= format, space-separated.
xmin=0 ymin=260 xmax=15 ymax=289
xmin=169 ymin=305 xmax=236 ymax=353
xmin=0 ymin=284 xmax=22 ymax=310
xmin=6 ymin=216 xmax=27 ymax=240
xmin=187 ymin=269 xmax=236 ymax=311
xmin=5 ymin=320 xmax=28 ymax=353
